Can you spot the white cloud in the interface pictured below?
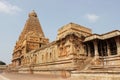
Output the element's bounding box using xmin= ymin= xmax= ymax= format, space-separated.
xmin=85 ymin=14 xmax=99 ymax=23
xmin=0 ymin=0 xmax=21 ymax=14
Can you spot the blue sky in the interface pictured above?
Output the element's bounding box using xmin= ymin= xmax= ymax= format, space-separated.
xmin=0 ymin=0 xmax=120 ymax=64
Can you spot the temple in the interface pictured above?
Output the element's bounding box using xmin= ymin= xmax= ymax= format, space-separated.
xmin=11 ymin=11 xmax=120 ymax=78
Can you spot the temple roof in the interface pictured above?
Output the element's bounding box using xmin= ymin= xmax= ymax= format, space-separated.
xmin=18 ymin=10 xmax=45 ymax=42
xmin=57 ymin=22 xmax=92 ymax=40
xmin=84 ymin=30 xmax=120 ymax=42
xmin=58 ymin=22 xmax=92 ymax=35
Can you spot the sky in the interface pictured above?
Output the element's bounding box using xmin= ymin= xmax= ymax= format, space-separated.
xmin=0 ymin=0 xmax=120 ymax=64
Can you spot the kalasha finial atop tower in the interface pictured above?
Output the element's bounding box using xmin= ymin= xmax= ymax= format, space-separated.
xmin=29 ymin=10 xmax=37 ymax=17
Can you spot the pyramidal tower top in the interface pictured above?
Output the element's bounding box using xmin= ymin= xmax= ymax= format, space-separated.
xmin=13 ymin=10 xmax=49 ymax=56
xmin=19 ymin=10 xmax=45 ymax=41
xmin=29 ymin=10 xmax=38 ymax=17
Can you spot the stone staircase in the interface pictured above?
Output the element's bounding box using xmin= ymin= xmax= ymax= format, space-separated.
xmin=73 ymin=55 xmax=120 ymax=71
xmin=74 ymin=57 xmax=93 ymax=71
xmin=88 ymin=55 xmax=120 ymax=71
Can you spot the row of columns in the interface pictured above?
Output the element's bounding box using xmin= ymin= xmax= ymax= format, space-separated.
xmin=86 ymin=36 xmax=120 ymax=57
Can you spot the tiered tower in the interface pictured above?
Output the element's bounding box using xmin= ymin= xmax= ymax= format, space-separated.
xmin=12 ymin=10 xmax=49 ymax=67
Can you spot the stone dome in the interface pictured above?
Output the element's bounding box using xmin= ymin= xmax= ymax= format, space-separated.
xmin=29 ymin=10 xmax=37 ymax=17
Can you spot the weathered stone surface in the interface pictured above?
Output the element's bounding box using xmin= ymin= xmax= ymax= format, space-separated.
xmin=11 ymin=11 xmax=120 ymax=79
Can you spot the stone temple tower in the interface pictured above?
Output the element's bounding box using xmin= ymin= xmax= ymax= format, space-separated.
xmin=12 ymin=10 xmax=49 ymax=67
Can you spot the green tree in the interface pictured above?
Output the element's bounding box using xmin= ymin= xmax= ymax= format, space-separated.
xmin=0 ymin=61 xmax=6 ymax=65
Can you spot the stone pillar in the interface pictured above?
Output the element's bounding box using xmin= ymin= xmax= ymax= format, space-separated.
xmin=13 ymin=61 xmax=15 ymax=67
xmin=15 ymin=61 xmax=16 ymax=66
xmin=93 ymin=40 xmax=99 ymax=57
xmin=87 ymin=44 xmax=91 ymax=57
xmin=115 ymin=36 xmax=120 ymax=55
xmin=106 ymin=41 xmax=111 ymax=56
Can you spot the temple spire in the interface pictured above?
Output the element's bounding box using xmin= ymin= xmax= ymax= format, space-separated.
xmin=12 ymin=11 xmax=49 ymax=67
xmin=29 ymin=10 xmax=37 ymax=17
xmin=19 ymin=10 xmax=45 ymax=41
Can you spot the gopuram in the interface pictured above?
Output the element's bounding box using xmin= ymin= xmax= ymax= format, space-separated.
xmin=11 ymin=11 xmax=120 ymax=79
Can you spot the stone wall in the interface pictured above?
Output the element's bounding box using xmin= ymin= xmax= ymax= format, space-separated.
xmin=71 ymin=72 xmax=120 ymax=80
xmin=21 ymin=34 xmax=83 ymax=72
xmin=57 ymin=23 xmax=92 ymax=40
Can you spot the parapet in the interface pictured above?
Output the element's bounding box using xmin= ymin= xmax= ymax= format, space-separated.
xmin=57 ymin=22 xmax=92 ymax=40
